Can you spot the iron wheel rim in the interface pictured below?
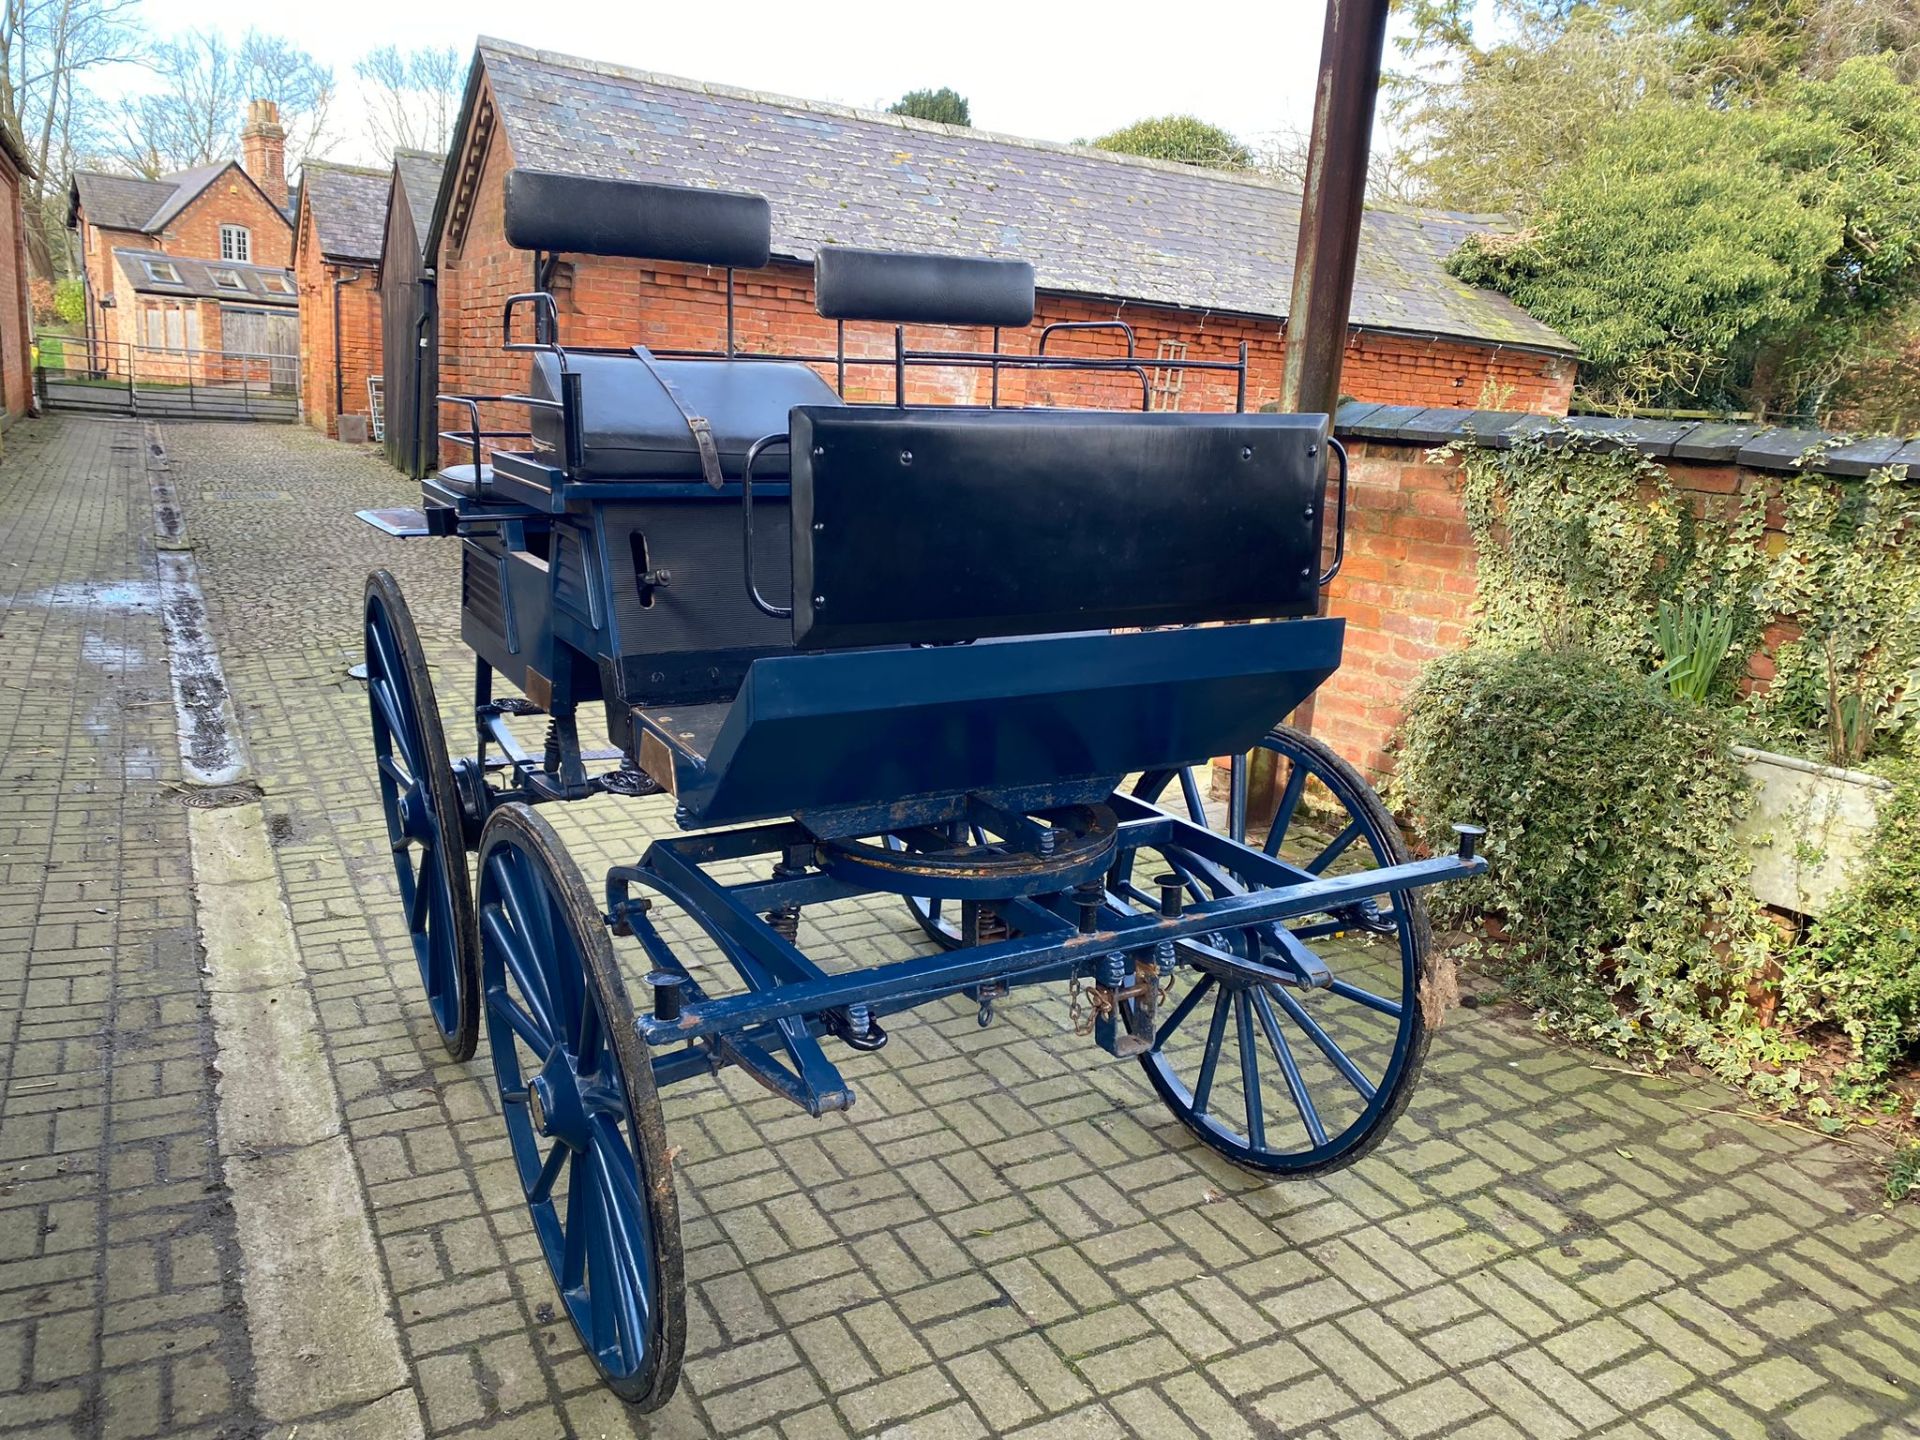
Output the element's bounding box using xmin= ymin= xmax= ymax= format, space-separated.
xmin=364 ymin=572 xmax=478 ymax=1059
xmin=476 ymin=804 xmax=683 ymax=1407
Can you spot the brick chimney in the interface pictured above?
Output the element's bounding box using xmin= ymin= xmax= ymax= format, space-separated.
xmin=240 ymin=99 xmax=287 ymax=210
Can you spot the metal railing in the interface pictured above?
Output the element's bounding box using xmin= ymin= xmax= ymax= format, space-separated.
xmin=35 ymin=336 xmax=300 ymax=421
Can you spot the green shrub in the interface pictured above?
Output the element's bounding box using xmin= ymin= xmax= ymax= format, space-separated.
xmin=1392 ymin=645 xmax=1803 ymax=1090
xmin=887 ymin=88 xmax=970 ymax=127
xmin=1087 ymin=115 xmax=1253 ymax=169
xmin=54 ymin=278 xmax=84 ymax=327
xmin=1888 ymin=1141 xmax=1920 ymax=1204
xmin=1445 ymin=428 xmax=1768 ymax=686
xmin=1402 ymin=433 xmax=1920 ymax=1113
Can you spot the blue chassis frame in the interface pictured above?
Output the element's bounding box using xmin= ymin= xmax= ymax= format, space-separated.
xmin=377 ymin=468 xmax=1486 ymax=1126
xmin=593 ymin=788 xmax=1485 ymax=1118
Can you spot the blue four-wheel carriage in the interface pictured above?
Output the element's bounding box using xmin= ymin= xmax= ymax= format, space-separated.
xmin=357 ymin=169 xmax=1487 ymax=1408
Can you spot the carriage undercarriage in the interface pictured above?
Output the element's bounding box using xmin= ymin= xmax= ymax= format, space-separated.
xmin=359 ymin=168 xmax=1486 ymax=1406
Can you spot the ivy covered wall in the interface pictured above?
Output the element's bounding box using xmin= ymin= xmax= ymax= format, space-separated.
xmin=1318 ymin=404 xmax=1920 ymax=779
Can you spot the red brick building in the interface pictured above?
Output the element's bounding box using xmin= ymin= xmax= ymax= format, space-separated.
xmin=428 ymin=40 xmax=1575 ymax=445
xmin=0 ymin=121 xmax=34 ymax=424
xmin=99 ymin=249 xmax=296 ymax=389
xmin=294 ymin=161 xmax=389 ymax=437
xmin=67 ymin=102 xmax=295 ymax=371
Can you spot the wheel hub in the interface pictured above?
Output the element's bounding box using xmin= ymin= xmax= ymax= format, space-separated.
xmin=397 ymin=781 xmax=433 ymax=842
xmin=529 ymin=1053 xmax=590 ymax=1148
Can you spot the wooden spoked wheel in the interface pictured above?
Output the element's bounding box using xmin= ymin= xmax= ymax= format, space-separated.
xmin=474 ymin=804 xmax=685 ymax=1408
xmin=364 ymin=570 xmax=480 ymax=1060
xmin=1128 ymin=724 xmax=1435 ymax=1176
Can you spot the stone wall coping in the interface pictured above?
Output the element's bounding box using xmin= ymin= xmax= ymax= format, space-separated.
xmin=1333 ymin=401 xmax=1920 ymax=479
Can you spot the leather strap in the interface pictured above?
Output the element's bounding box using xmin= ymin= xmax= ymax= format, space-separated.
xmin=629 ymin=346 xmax=725 ymax=490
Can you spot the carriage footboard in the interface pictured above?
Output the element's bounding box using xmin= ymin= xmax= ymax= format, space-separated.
xmin=635 ymin=619 xmax=1345 ymax=831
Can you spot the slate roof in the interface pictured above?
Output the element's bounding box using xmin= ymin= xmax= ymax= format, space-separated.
xmin=393 ymin=149 xmax=446 ymax=257
xmin=112 ymin=247 xmax=297 ymax=306
xmin=467 ymin=38 xmax=1573 ymax=355
xmin=0 ymin=124 xmax=34 ymax=180
xmin=298 ymin=161 xmax=391 ymax=263
xmin=70 ymin=172 xmax=178 ymax=231
xmin=69 ymin=161 xmax=285 ymax=234
xmin=145 ymin=164 xmax=231 ymax=232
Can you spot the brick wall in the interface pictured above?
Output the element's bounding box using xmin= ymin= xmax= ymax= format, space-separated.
xmin=296 ymin=200 xmax=382 ymax=436
xmin=82 ymin=225 xmax=147 ymax=355
xmin=159 ymin=172 xmax=291 ymax=270
xmin=443 ymin=245 xmax=1575 ymax=432
xmin=1308 ymin=440 xmax=1479 ymax=780
xmin=0 ymin=151 xmax=28 ymax=420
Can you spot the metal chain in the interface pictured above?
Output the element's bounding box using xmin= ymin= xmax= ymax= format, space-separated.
xmin=1068 ymin=975 xmax=1090 ymax=1035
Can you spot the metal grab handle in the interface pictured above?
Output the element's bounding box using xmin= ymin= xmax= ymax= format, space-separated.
xmin=502 ymin=292 xmax=564 ymax=365
xmin=438 ymin=394 xmax=485 ymax=475
xmin=434 ymin=393 xmax=555 ymax=478
xmin=1318 ymin=436 xmax=1351 ymax=588
xmin=1037 ymin=319 xmax=1138 ymax=358
xmin=743 ymin=433 xmax=793 ymax=619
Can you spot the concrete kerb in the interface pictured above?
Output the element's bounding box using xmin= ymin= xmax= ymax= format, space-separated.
xmin=143 ymin=423 xmax=425 ymax=1438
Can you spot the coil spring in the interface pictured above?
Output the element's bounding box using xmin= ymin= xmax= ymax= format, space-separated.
xmin=766 ymin=904 xmax=801 ymax=943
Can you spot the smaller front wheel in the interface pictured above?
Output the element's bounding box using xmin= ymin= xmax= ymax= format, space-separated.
xmin=1133 ymin=724 xmax=1436 ymax=1177
xmin=474 ymin=804 xmax=686 ymax=1408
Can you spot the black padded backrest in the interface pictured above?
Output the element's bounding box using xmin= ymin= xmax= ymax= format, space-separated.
xmin=788 ymin=408 xmax=1330 ymax=648
xmin=814 ymin=246 xmax=1035 ymax=327
xmin=527 ymin=351 xmax=841 ymax=479
xmin=503 ymin=169 xmax=772 ymax=268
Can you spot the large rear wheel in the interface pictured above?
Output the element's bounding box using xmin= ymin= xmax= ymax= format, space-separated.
xmin=364 ymin=571 xmax=479 ymax=1060
xmin=1129 ymin=725 xmax=1436 ymax=1176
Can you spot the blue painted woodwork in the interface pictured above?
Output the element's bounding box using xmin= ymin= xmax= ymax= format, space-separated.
xmin=636 ymin=620 xmax=1343 ymax=830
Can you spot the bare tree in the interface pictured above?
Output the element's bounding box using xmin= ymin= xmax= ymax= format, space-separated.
xmin=112 ymin=29 xmax=333 ymax=177
xmin=243 ymin=32 xmax=335 ymax=167
xmin=356 ymin=45 xmax=461 ymax=157
xmin=114 ymin=30 xmax=239 ymax=175
xmin=1248 ymin=125 xmax=1429 ymax=207
xmin=0 ymin=0 xmax=145 ymax=274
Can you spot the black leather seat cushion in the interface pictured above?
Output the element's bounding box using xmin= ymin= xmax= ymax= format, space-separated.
xmin=437 ymin=463 xmax=493 ymax=496
xmin=529 ymin=350 xmax=842 ymax=480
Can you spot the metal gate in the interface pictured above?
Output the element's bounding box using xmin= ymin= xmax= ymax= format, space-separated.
xmin=37 ymin=330 xmax=300 ymax=422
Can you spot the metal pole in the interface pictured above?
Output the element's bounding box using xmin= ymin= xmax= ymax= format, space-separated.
xmin=1278 ymin=0 xmax=1390 ymax=418
xmin=1279 ymin=0 xmax=1390 ymax=748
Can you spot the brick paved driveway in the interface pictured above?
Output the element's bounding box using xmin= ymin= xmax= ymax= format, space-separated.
xmin=5 ymin=415 xmax=1920 ymax=1439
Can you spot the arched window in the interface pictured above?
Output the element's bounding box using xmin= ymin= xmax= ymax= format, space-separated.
xmin=220 ymin=225 xmax=251 ymax=263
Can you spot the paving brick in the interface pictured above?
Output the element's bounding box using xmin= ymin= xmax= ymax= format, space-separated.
xmin=14 ymin=414 xmax=1913 ymax=1439
xmin=0 ymin=419 xmax=256 ymax=1440
xmin=837 ymin=1366 xmax=958 ymax=1433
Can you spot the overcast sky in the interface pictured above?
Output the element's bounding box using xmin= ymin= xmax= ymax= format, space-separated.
xmin=87 ymin=0 xmax=1435 ymax=167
